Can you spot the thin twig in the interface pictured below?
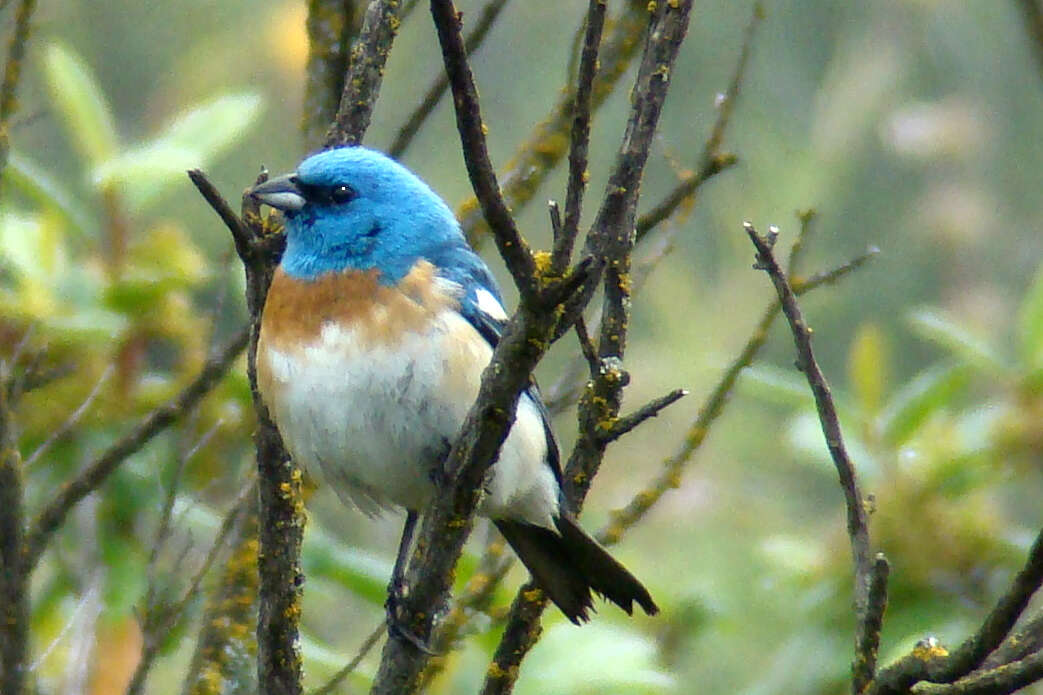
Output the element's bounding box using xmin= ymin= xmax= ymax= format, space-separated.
xmin=599 ymin=233 xmax=875 ymax=547
xmin=324 ymin=0 xmax=405 ymax=146
xmin=429 ymin=0 xmax=538 ymax=300
xmin=388 ymin=0 xmax=511 ymax=158
xmin=24 ymin=364 xmax=113 ymax=467
xmin=127 ymin=481 xmax=255 ymax=695
xmin=552 ymin=0 xmax=607 ymax=275
xmin=744 ymin=221 xmax=874 ymax=680
xmin=853 ymin=554 xmax=891 ymax=694
xmin=633 ymin=1 xmax=763 ymax=240
xmin=458 ymin=0 xmax=649 ymax=247
xmin=600 ymin=388 xmax=688 ymax=444
xmin=24 ymin=324 xmax=250 ymax=570
xmin=1016 ymin=0 xmax=1043 ymax=79
xmin=310 ymin=623 xmax=385 ymax=695
xmin=181 ymin=491 xmax=260 ymax=695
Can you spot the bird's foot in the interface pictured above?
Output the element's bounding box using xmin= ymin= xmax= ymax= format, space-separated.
xmin=385 ymin=579 xmax=437 ymax=655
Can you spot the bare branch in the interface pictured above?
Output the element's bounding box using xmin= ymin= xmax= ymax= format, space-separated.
xmin=388 ymin=0 xmax=511 ymax=158
xmin=24 ymin=324 xmax=250 ymax=570
xmin=744 ymin=221 xmax=874 ymax=674
xmin=128 ymin=482 xmax=255 ymax=695
xmin=599 ymin=239 xmax=875 ymax=547
xmin=309 ymin=623 xmax=384 ymax=695
xmin=0 ymin=362 xmax=28 ymax=695
xmin=482 ymin=4 xmax=695 ymax=690
xmin=181 ymin=492 xmax=260 ymax=695
xmin=324 ymin=0 xmax=405 ymax=146
xmin=429 ymin=0 xmax=539 ymax=300
xmin=458 ymin=0 xmax=649 ymax=247
xmin=853 ymin=554 xmax=891 ymax=694
xmin=303 ymin=1 xmax=365 ymax=147
xmin=552 ymin=0 xmax=607 ymax=275
xmin=634 ymin=1 xmax=764 ymax=240
xmin=25 ymin=365 xmax=113 ymax=468
xmin=599 ymin=388 xmax=688 ymax=444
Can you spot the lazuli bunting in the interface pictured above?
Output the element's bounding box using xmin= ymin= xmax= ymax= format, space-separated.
xmin=248 ymin=146 xmax=657 ymax=625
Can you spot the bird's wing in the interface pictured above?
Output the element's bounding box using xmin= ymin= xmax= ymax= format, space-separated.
xmin=431 ymin=249 xmax=566 ymax=492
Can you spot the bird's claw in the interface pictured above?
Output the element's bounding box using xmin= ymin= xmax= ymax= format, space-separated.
xmin=385 ymin=580 xmax=437 ymax=655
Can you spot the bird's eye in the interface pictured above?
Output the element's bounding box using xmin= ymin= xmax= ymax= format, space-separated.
xmin=330 ymin=184 xmax=356 ymax=204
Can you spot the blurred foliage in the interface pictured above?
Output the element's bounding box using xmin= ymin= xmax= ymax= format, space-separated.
xmin=1 ymin=1 xmax=1042 ymax=694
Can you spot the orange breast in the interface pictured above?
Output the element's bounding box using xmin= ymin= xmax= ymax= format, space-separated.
xmin=259 ymin=260 xmax=458 ymax=351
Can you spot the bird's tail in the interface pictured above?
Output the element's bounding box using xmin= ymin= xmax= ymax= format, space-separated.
xmin=494 ymin=515 xmax=658 ymax=624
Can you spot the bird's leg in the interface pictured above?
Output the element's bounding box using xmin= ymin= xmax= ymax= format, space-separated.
xmin=385 ymin=509 xmax=435 ymax=654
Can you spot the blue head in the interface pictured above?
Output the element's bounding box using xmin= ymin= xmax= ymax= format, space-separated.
xmin=248 ymin=147 xmax=472 ymax=285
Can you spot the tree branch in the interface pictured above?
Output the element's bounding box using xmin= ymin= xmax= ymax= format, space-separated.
xmin=552 ymin=0 xmax=607 ymax=275
xmin=24 ymin=324 xmax=250 ymax=570
xmin=482 ymin=5 xmax=695 ymax=692
xmin=744 ymin=221 xmax=874 ymax=682
xmin=428 ymin=0 xmax=539 ymax=300
xmin=388 ymin=0 xmax=511 ymax=158
xmin=458 ymin=0 xmax=649 ymax=247
xmin=303 ymin=0 xmax=365 ymax=147
xmin=598 ymin=244 xmax=877 ymax=546
xmin=324 ymin=0 xmax=405 ymax=147
xmin=0 ymin=362 xmax=28 ymax=695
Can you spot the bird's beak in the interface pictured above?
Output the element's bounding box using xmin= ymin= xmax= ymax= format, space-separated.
xmin=247 ymin=173 xmax=306 ymax=211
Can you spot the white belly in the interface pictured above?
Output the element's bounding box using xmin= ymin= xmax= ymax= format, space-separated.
xmin=257 ymin=309 xmax=560 ymax=529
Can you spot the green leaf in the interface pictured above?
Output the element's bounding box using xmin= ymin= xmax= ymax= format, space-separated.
xmin=43 ymin=43 xmax=119 ymax=167
xmin=158 ymin=93 xmax=263 ymax=158
xmin=93 ymin=141 xmax=201 ymax=209
xmin=878 ymin=362 xmax=971 ymax=445
xmin=4 ymin=152 xmax=94 ymax=240
xmin=848 ymin=322 xmax=889 ymax=416
xmin=906 ymin=307 xmax=1005 ymax=372
xmin=93 ymin=92 xmax=263 ymax=211
xmin=1016 ymin=260 xmax=1043 ymax=370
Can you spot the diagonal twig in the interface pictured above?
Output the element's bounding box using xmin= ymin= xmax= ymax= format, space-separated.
xmin=388 ymin=0 xmax=511 ymax=158
xmin=744 ymin=221 xmax=875 ymax=687
xmin=428 ymin=0 xmax=538 ymax=300
xmin=24 ymin=324 xmax=250 ymax=570
xmin=324 ymin=0 xmax=405 ymax=147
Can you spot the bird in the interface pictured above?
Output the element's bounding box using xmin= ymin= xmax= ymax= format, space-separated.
xmin=247 ymin=146 xmax=658 ymax=631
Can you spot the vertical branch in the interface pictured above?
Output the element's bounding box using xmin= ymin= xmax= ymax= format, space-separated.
xmin=743 ymin=222 xmax=872 ymax=615
xmin=551 ymin=0 xmax=606 ymax=275
xmin=482 ymin=4 xmax=694 ymax=693
xmin=189 ymin=169 xmax=298 ymax=695
xmin=0 ymin=365 xmax=28 ymax=695
xmin=1016 ymin=0 xmax=1043 ymax=79
xmin=388 ymin=0 xmax=510 ymax=158
xmin=458 ymin=0 xmax=649 ymax=247
xmin=428 ymin=0 xmax=538 ymax=299
xmin=0 ymin=0 xmax=37 ymax=192
xmin=323 ymin=0 xmax=405 ymax=147
xmin=181 ymin=495 xmax=260 ymax=695
xmin=303 ymin=0 xmax=365 ymax=147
